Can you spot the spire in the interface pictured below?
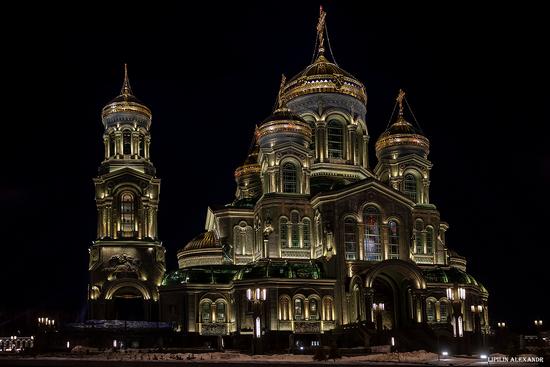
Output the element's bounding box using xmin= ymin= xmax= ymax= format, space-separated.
xmin=316 ymin=5 xmax=327 ymax=56
xmin=120 ymin=63 xmax=133 ymax=96
xmin=276 ymin=74 xmax=287 ymax=109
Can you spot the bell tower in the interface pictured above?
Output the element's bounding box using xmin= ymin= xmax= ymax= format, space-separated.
xmin=88 ymin=65 xmax=165 ymax=321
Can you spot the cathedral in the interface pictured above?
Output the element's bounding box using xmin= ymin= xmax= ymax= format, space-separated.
xmin=88 ymin=8 xmax=488 ymax=350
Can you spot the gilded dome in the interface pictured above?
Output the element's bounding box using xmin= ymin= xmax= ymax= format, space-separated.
xmin=101 ymin=64 xmax=152 ymax=123
xmin=182 ymin=230 xmax=220 ymax=251
xmin=281 ymin=54 xmax=367 ymax=105
xmin=375 ymin=90 xmax=429 ymax=157
xmin=256 ymin=107 xmax=311 ymax=143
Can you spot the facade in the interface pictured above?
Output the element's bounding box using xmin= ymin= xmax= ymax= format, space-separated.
xmin=88 ymin=65 xmax=165 ymax=321
xmin=88 ymin=9 xmax=488 ymax=349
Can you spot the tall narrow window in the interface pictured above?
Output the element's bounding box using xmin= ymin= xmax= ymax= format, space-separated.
xmin=415 ymin=219 xmax=424 ymax=254
xmin=327 ymin=120 xmax=344 ymax=159
xmin=291 ymin=212 xmax=299 ymax=248
xmin=440 ymin=302 xmax=449 ymax=322
xmin=294 ymin=299 xmax=303 ymax=320
xmin=120 ymin=192 xmax=135 ymax=238
xmin=388 ymin=220 xmax=400 ymax=259
xmin=344 ymin=218 xmax=357 ymax=260
xmin=309 ymin=299 xmax=319 ymax=320
xmin=282 ymin=163 xmax=298 ymax=193
xmin=302 ymin=218 xmax=311 ymax=248
xmin=426 ymin=226 xmax=434 ymax=255
xmin=123 ymin=131 xmax=132 ymax=155
xmin=139 ymin=136 xmax=145 ymax=157
xmin=109 ymin=136 xmax=116 ymax=157
xmin=364 ymin=207 xmax=382 ymax=261
xmin=279 ymin=296 xmax=291 ymax=321
xmin=403 ymin=174 xmax=417 ymax=202
xmin=426 ymin=300 xmax=435 ymax=322
xmin=279 ymin=218 xmax=288 ymax=248
xmin=216 ymin=302 xmax=226 ymax=323
xmin=201 ymin=301 xmax=211 ymax=323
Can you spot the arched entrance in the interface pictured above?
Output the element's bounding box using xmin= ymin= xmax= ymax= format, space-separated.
xmin=364 ymin=260 xmax=426 ymax=330
xmin=113 ymin=287 xmax=145 ymax=321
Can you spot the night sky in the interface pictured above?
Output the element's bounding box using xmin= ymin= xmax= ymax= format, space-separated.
xmin=2 ymin=2 xmax=548 ymax=330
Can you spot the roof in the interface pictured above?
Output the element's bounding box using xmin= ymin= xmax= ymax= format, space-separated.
xmin=261 ymin=107 xmax=307 ymax=125
xmin=423 ymin=267 xmax=480 ymax=286
xmin=182 ymin=230 xmax=220 ymax=251
xmin=233 ymin=259 xmax=328 ymax=281
xmin=162 ymin=265 xmax=240 ymax=286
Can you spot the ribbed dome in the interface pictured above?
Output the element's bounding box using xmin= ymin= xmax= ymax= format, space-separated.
xmin=262 ymin=107 xmax=307 ymax=125
xmin=101 ymin=65 xmax=152 ymax=123
xmin=375 ymin=116 xmax=429 ymax=157
xmin=183 ymin=231 xmax=220 ymax=251
xmin=281 ymin=54 xmax=366 ymax=105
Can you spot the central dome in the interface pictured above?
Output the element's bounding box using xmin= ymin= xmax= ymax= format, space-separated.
xmin=281 ymin=54 xmax=367 ymax=105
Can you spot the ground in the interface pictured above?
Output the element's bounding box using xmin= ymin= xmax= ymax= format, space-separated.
xmin=0 ymin=350 xmax=543 ymax=366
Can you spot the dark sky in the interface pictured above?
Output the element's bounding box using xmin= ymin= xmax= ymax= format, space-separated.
xmin=2 ymin=2 xmax=548 ymax=330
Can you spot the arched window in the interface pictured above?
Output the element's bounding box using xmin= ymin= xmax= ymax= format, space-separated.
xmin=294 ymin=298 xmax=304 ymax=320
xmin=363 ymin=207 xmax=382 ymax=261
xmin=388 ymin=220 xmax=400 ymax=260
xmin=302 ymin=218 xmax=311 ymax=248
xmin=109 ymin=135 xmax=116 ymax=157
xmin=426 ymin=226 xmax=434 ymax=255
xmin=139 ymin=136 xmax=145 ymax=157
xmin=234 ymin=222 xmax=253 ymax=255
xmin=415 ymin=219 xmax=424 ymax=254
xmin=120 ymin=192 xmax=135 ymax=238
xmin=403 ymin=174 xmax=418 ymax=202
xmin=323 ymin=297 xmax=334 ymax=321
xmin=327 ymin=120 xmax=344 ymax=159
xmin=123 ymin=131 xmax=132 ymax=155
xmin=215 ymin=301 xmax=226 ymax=323
xmin=351 ymin=284 xmax=361 ymax=322
xmin=279 ymin=217 xmax=288 ymax=248
xmin=344 ymin=217 xmax=357 ymax=260
xmin=291 ymin=212 xmax=300 ymax=248
xmin=279 ymin=296 xmax=291 ymax=321
xmin=201 ymin=301 xmax=211 ymax=323
xmin=309 ymin=298 xmax=319 ymax=320
xmin=426 ymin=299 xmax=436 ymax=322
xmin=282 ymin=162 xmax=298 ymax=193
xmin=440 ymin=301 xmax=449 ymax=322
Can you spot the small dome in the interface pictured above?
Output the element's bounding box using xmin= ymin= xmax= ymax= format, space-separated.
xmin=261 ymin=107 xmax=307 ymax=125
xmin=183 ymin=230 xmax=220 ymax=251
xmin=256 ymin=107 xmax=312 ymax=145
xmin=101 ymin=65 xmax=152 ymax=127
xmin=281 ymin=54 xmax=366 ymax=105
xmin=375 ymin=91 xmax=429 ymax=158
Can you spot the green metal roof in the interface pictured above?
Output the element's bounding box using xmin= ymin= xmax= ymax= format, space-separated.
xmin=162 ymin=265 xmax=240 ymax=286
xmin=233 ymin=259 xmax=327 ymax=281
xmin=423 ymin=267 xmax=479 ymax=285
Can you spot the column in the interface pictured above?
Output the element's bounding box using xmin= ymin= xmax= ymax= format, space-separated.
xmin=317 ymin=121 xmax=327 ymax=162
xmin=103 ymin=136 xmax=109 ymax=159
xmin=365 ymin=288 xmax=374 ymax=323
xmin=358 ymin=223 xmax=365 ymax=260
xmin=144 ymin=136 xmax=151 ymax=160
xmin=362 ymin=135 xmax=369 ymax=169
xmin=348 ymin=124 xmax=357 ymax=164
xmin=422 ymin=178 xmax=430 ymax=204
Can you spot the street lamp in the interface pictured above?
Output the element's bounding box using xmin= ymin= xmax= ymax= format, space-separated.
xmin=471 ymin=304 xmax=484 ymax=347
xmin=446 ymin=286 xmax=465 ymax=338
xmin=497 ymin=322 xmax=506 ymax=328
xmin=246 ymin=287 xmax=267 ymax=354
xmin=534 ymin=320 xmax=543 ymax=327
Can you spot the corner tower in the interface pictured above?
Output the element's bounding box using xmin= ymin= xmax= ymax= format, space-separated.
xmin=281 ymin=6 xmax=372 ymax=193
xmin=88 ymin=65 xmax=165 ymax=321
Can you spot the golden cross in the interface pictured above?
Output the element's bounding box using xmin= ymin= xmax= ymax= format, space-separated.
xmin=316 ymin=5 xmax=327 ymax=55
xmin=396 ymin=89 xmax=405 ymax=115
